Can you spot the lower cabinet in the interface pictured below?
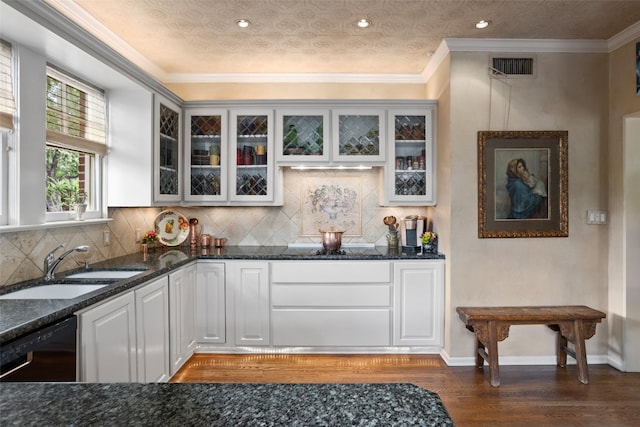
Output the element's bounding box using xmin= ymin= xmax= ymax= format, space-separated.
xmin=393 ymin=261 xmax=444 ymax=348
xmin=227 ymin=261 xmax=270 ymax=346
xmin=169 ymin=262 xmax=197 ymax=375
xmin=196 ymin=261 xmax=226 ymax=344
xmin=194 ymin=259 xmax=445 ymax=353
xmin=78 ymin=276 xmax=170 ymax=382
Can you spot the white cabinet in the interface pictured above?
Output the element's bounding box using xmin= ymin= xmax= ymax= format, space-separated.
xmin=381 ymin=106 xmax=437 ymax=206
xmin=196 ymin=261 xmax=226 ymax=343
xmin=107 ymin=88 xmax=154 ymax=206
xmin=393 ymin=261 xmax=444 ymax=348
xmin=79 ymin=291 xmax=137 ymax=382
xmin=184 ymin=108 xmax=228 ymax=202
xmin=135 ymin=276 xmax=170 ymax=382
xmin=229 ymin=110 xmax=282 ymax=205
xmin=275 ymin=109 xmax=330 ymax=163
xmin=154 ymin=95 xmax=182 ymax=202
xmin=228 ymin=261 xmax=270 ymax=345
xmin=332 ymin=108 xmax=386 ymax=163
xmin=270 ymin=262 xmax=392 ymax=347
xmin=169 ymin=262 xmax=197 ymax=375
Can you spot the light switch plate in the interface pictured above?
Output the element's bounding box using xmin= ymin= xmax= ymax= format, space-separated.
xmin=586 ymin=210 xmax=607 ymax=225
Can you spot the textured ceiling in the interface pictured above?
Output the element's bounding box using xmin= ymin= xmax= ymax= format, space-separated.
xmin=46 ymin=0 xmax=640 ymax=77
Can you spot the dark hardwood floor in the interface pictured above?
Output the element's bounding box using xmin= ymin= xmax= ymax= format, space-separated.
xmin=171 ymin=354 xmax=640 ymax=426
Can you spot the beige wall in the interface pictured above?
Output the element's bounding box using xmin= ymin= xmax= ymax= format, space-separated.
xmin=445 ymin=51 xmax=611 ymax=360
xmin=607 ymin=37 xmax=640 ymax=370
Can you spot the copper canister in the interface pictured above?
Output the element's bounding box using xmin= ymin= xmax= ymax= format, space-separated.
xmin=200 ymin=234 xmax=212 ymax=247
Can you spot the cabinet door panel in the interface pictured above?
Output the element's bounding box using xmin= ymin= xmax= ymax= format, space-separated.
xmin=272 ymin=310 xmax=391 ymax=346
xmin=154 ymin=95 xmax=182 ymax=202
xmin=79 ymin=292 xmax=136 ymax=382
xmin=169 ymin=263 xmax=197 ymax=375
xmin=135 ymin=277 xmax=170 ymax=383
xmin=393 ymin=262 xmax=444 ymax=346
xmin=196 ymin=262 xmax=226 ymax=343
xmin=231 ymin=262 xmax=270 ymax=345
xmin=184 ymin=109 xmax=228 ymax=202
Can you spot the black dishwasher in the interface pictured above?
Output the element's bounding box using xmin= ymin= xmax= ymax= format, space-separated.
xmin=0 ymin=316 xmax=77 ymax=382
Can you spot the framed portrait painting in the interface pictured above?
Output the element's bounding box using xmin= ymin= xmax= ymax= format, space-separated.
xmin=478 ymin=130 xmax=568 ymax=238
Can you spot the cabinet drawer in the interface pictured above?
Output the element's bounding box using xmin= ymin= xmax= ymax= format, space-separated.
xmin=272 ymin=284 xmax=390 ymax=307
xmin=272 ymin=309 xmax=391 ymax=346
xmin=271 ymin=261 xmax=391 ymax=283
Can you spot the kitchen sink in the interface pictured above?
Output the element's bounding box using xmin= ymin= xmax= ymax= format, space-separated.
xmin=65 ymin=270 xmax=146 ymax=280
xmin=0 ymin=284 xmax=109 ymax=300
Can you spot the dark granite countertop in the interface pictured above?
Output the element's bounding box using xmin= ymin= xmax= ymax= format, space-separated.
xmin=0 ymin=246 xmax=444 ymax=344
xmin=0 ymin=382 xmax=454 ymax=426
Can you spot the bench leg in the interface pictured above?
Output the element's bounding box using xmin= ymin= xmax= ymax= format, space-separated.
xmin=487 ymin=320 xmax=500 ymax=387
xmin=475 ymin=339 xmax=485 ymax=368
xmin=573 ymin=320 xmax=589 ymax=384
xmin=556 ymin=329 xmax=568 ymax=368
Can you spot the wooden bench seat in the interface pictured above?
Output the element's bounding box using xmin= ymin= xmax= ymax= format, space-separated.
xmin=456 ymin=305 xmax=606 ymax=387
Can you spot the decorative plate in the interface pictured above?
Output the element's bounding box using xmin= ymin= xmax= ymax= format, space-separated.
xmin=154 ymin=210 xmax=190 ymax=246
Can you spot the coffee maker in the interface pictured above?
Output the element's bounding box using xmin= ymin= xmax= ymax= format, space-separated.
xmin=401 ymin=215 xmax=426 ymax=253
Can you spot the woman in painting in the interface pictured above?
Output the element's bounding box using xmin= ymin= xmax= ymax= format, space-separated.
xmin=505 ymin=158 xmax=543 ymax=219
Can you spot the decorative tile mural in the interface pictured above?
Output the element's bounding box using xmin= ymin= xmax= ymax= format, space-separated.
xmin=301 ymin=176 xmax=362 ymax=236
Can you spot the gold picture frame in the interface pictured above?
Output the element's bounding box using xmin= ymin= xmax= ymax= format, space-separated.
xmin=478 ymin=130 xmax=568 ymax=238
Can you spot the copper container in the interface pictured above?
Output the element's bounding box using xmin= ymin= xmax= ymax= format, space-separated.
xmin=319 ymin=229 xmax=344 ymax=252
xmin=214 ymin=237 xmax=227 ymax=247
xmin=200 ymin=234 xmax=212 ymax=247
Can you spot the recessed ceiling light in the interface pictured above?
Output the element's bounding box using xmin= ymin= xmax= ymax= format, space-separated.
xmin=357 ymin=18 xmax=371 ymax=28
xmin=475 ymin=20 xmax=490 ymax=29
xmin=236 ymin=19 xmax=250 ymax=28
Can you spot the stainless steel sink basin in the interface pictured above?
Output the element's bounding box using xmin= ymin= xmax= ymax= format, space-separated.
xmin=0 ymin=284 xmax=109 ymax=300
xmin=65 ymin=270 xmax=146 ymax=279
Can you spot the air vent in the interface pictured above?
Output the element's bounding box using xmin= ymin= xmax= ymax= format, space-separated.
xmin=490 ymin=56 xmax=535 ymax=78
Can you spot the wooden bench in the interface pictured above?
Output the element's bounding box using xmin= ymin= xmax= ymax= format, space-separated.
xmin=456 ymin=306 xmax=606 ymax=387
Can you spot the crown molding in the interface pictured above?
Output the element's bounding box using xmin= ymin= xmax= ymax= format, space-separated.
xmin=444 ymin=38 xmax=608 ymax=53
xmin=608 ymin=20 xmax=640 ymax=52
xmin=164 ymin=73 xmax=425 ymax=84
xmin=421 ymin=39 xmax=450 ymax=83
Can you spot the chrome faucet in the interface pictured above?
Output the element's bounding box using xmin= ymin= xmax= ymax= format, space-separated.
xmin=44 ymin=244 xmax=90 ymax=281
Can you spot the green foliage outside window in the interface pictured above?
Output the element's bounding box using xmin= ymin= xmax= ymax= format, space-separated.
xmin=45 ymin=76 xmax=85 ymax=212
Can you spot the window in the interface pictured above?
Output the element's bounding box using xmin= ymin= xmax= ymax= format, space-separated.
xmin=45 ymin=66 xmax=106 ymax=220
xmin=0 ymin=39 xmax=16 ymax=226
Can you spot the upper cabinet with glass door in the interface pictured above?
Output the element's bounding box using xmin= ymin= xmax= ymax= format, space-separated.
xmin=332 ymin=109 xmax=385 ymax=163
xmin=184 ymin=109 xmax=228 ymax=202
xmin=229 ymin=110 xmax=275 ymax=202
xmin=381 ymin=107 xmax=436 ymax=206
xmin=154 ymin=96 xmax=182 ymax=202
xmin=276 ymin=109 xmax=330 ymax=163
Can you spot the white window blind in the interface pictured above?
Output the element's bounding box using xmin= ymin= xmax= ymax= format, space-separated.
xmin=0 ymin=39 xmax=16 ymax=131
xmin=46 ymin=66 xmax=107 ymax=155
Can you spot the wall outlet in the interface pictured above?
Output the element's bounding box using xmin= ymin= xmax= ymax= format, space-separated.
xmin=135 ymin=228 xmax=141 ymax=243
xmin=103 ymin=230 xmax=111 ymax=246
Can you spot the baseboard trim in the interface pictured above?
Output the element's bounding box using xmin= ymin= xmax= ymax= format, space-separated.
xmin=440 ymin=349 xmax=610 ymax=367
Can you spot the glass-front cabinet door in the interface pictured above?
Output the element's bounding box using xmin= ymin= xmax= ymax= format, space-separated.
xmin=154 ymin=96 xmax=182 ymax=202
xmin=332 ymin=109 xmax=385 ymax=163
xmin=275 ymin=109 xmax=330 ymax=163
xmin=229 ymin=110 xmax=274 ymax=202
xmin=382 ymin=109 xmax=436 ymax=206
xmin=184 ymin=109 xmax=227 ymax=202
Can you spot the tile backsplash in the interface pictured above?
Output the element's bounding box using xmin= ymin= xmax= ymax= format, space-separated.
xmin=0 ymin=169 xmax=431 ymax=288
